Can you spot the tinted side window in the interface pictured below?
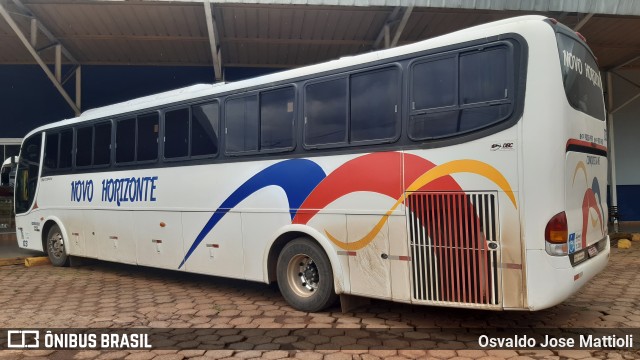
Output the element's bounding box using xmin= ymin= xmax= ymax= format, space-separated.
xmin=192 ymin=102 xmax=219 ymax=157
xmin=137 ymin=113 xmax=159 ymax=162
xmin=409 ymin=44 xmax=514 ymax=140
xmin=44 ymin=133 xmax=59 ymax=170
xmin=351 ymin=68 xmax=399 ymax=142
xmin=94 ymin=122 xmax=112 ymax=166
xmin=59 ymin=130 xmax=73 ymax=169
xmin=116 ymin=118 xmax=135 ymax=163
xmin=305 ymin=78 xmax=347 ymax=146
xmin=412 ymin=57 xmax=456 ymax=110
xmin=409 ymin=111 xmax=459 ymax=139
xmin=164 ymin=108 xmax=189 ymax=159
xmin=460 ymin=47 xmax=508 ymax=104
xmin=261 ymin=87 xmax=295 ymax=150
xmin=226 ymin=96 xmax=258 ymax=153
xmin=76 ymin=126 xmax=93 ymax=167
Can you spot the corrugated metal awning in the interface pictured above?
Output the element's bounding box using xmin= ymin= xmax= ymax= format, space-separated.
xmin=1 ymin=0 xmax=639 ymax=70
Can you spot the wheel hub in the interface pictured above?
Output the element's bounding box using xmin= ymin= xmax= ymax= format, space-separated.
xmin=49 ymin=233 xmax=64 ymax=259
xmin=301 ymin=262 xmax=319 ymax=287
xmin=287 ymin=254 xmax=320 ymax=297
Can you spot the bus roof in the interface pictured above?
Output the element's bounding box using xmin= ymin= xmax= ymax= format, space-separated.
xmin=24 ymin=15 xmax=548 ymax=139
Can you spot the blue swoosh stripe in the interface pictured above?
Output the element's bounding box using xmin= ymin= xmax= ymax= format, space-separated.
xmin=178 ymin=159 xmax=326 ymax=269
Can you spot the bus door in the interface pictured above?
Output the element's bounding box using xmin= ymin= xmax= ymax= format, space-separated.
xmin=14 ymin=133 xmax=42 ymax=249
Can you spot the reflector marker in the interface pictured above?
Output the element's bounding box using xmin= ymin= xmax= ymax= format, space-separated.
xmin=205 ymin=244 xmax=219 ymax=248
xmin=337 ymin=251 xmax=356 ymax=256
xmin=71 ymin=232 xmax=79 ymax=236
xmin=109 ymin=236 xmax=118 ymax=240
xmin=503 ymin=263 xmax=522 ymax=270
xmin=151 ymin=239 xmax=163 ymax=244
xmin=574 ymin=272 xmax=583 ymax=281
xmin=386 ymin=255 xmax=412 ymax=261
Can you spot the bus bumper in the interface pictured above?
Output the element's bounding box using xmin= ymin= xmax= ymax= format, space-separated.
xmin=525 ymin=237 xmax=610 ymax=311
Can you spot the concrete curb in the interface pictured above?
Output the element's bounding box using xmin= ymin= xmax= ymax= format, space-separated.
xmin=0 ymin=257 xmax=25 ymax=266
xmin=24 ymin=256 xmax=51 ymax=267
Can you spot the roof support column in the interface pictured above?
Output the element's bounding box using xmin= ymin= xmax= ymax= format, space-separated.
xmin=55 ymin=44 xmax=62 ymax=82
xmin=374 ymin=6 xmax=413 ymax=49
xmin=391 ymin=6 xmax=413 ymax=47
xmin=606 ymin=72 xmax=618 ymax=226
xmin=29 ymin=18 xmax=37 ymax=46
xmin=573 ymin=13 xmax=594 ymax=32
xmin=203 ymin=0 xmax=222 ymax=81
xmin=75 ymin=67 xmax=82 ymax=110
xmin=0 ymin=2 xmax=80 ymax=115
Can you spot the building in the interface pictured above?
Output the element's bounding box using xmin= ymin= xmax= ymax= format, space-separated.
xmin=1 ymin=0 xmax=639 ymax=219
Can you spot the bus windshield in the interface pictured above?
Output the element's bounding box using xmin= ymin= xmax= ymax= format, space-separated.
xmin=556 ymin=33 xmax=605 ymax=120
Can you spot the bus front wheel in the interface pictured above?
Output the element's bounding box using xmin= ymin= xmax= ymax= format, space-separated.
xmin=46 ymin=224 xmax=69 ymax=267
xmin=276 ymin=238 xmax=337 ymax=312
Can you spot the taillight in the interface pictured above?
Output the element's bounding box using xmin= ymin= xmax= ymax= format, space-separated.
xmin=545 ymin=211 xmax=568 ymax=243
xmin=547 ymin=18 xmax=558 ymax=25
xmin=545 ymin=211 xmax=568 ymax=256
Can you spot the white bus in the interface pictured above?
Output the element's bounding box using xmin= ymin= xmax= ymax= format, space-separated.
xmin=15 ymin=16 xmax=608 ymax=312
xmin=1 ymin=156 xmax=17 ymax=187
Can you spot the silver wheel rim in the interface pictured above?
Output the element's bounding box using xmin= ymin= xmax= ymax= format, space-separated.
xmin=48 ymin=232 xmax=64 ymax=260
xmin=287 ymin=253 xmax=319 ymax=298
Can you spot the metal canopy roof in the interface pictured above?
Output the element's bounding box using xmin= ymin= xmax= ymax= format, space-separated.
xmin=1 ymin=0 xmax=640 ymax=71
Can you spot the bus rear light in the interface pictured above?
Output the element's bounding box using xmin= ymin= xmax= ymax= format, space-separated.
xmin=545 ymin=211 xmax=568 ymax=256
xmin=545 ymin=211 xmax=568 ymax=244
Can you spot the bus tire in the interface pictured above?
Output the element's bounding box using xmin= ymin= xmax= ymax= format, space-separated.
xmin=276 ymin=238 xmax=337 ymax=312
xmin=46 ymin=224 xmax=69 ymax=267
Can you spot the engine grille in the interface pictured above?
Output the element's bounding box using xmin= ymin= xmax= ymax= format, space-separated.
xmin=407 ymin=192 xmax=500 ymax=306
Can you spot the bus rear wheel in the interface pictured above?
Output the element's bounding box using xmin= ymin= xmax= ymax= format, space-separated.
xmin=46 ymin=224 xmax=69 ymax=267
xmin=276 ymin=238 xmax=337 ymax=312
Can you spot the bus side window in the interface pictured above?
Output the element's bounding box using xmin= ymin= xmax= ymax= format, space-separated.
xmin=59 ymin=130 xmax=73 ymax=169
xmin=76 ymin=126 xmax=93 ymax=167
xmin=409 ymin=56 xmax=458 ymax=139
xmin=304 ymin=78 xmax=348 ymax=147
xmin=350 ymin=67 xmax=399 ymax=142
xmin=191 ymin=102 xmax=219 ymax=157
xmin=225 ymin=95 xmax=258 ymax=154
xmin=116 ymin=118 xmax=136 ymax=163
xmin=44 ymin=132 xmax=59 ymax=170
xmin=458 ymin=47 xmax=511 ymax=132
xmin=137 ymin=113 xmax=159 ymax=162
xmin=164 ymin=108 xmax=190 ymax=159
xmin=260 ymin=87 xmax=294 ymax=150
xmin=409 ymin=45 xmax=513 ymax=140
xmin=94 ymin=122 xmax=112 ymax=166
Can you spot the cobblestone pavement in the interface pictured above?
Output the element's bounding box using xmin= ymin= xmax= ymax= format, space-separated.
xmin=0 ymin=243 xmax=639 ymax=360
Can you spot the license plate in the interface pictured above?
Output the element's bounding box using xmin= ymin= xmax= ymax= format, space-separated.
xmin=588 ymin=246 xmax=598 ymax=257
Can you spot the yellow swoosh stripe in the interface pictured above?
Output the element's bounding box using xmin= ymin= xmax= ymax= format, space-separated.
xmin=572 ymin=161 xmax=588 ymax=186
xmin=325 ymin=159 xmax=517 ymax=251
xmin=591 ymin=213 xmax=599 ymax=228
